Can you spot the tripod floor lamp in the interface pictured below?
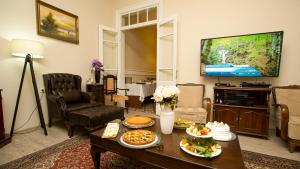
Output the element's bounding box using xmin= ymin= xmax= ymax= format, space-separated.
xmin=10 ymin=39 xmax=47 ymax=137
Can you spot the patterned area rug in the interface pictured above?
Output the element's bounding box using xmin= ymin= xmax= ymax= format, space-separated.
xmin=1 ymin=137 xmax=299 ymax=169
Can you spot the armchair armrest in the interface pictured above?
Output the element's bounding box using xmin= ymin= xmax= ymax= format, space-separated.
xmin=81 ymin=92 xmax=96 ymax=103
xmin=203 ymin=97 xmax=212 ymax=122
xmin=47 ymin=95 xmax=67 ymax=118
xmin=277 ymin=104 xmax=289 ymax=141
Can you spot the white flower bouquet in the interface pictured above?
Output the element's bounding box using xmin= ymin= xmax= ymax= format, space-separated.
xmin=152 ymin=86 xmax=180 ymax=109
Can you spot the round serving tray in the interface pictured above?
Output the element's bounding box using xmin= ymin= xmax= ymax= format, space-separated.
xmin=122 ymin=120 xmax=155 ymax=129
xmin=117 ymin=134 xmax=160 ymax=149
xmin=213 ymin=132 xmax=236 ymax=142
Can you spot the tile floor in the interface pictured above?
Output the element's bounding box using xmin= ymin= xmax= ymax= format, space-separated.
xmin=0 ymin=107 xmax=299 ymax=165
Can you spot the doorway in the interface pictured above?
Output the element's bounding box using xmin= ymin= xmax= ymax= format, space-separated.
xmin=123 ymin=25 xmax=157 ymax=113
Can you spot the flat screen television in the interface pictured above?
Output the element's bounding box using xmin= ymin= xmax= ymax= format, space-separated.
xmin=200 ymin=31 xmax=283 ymax=77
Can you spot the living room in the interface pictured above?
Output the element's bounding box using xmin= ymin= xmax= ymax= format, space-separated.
xmin=0 ymin=0 xmax=300 ymax=168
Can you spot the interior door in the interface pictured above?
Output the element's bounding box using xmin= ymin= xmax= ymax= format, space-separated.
xmin=156 ymin=16 xmax=177 ymax=114
xmin=99 ymin=26 xmax=119 ymax=77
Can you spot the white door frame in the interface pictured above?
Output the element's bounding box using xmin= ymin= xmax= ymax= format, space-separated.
xmin=115 ymin=0 xmax=162 ymax=90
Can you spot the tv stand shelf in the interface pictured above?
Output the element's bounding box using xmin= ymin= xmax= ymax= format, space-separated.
xmin=213 ymin=86 xmax=271 ymax=138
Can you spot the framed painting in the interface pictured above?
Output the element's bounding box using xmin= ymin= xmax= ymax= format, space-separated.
xmin=36 ymin=0 xmax=79 ymax=44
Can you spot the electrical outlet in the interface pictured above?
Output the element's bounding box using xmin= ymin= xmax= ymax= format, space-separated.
xmin=40 ymin=88 xmax=45 ymax=93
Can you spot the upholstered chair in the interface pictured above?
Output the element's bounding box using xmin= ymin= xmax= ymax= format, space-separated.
xmin=272 ymin=85 xmax=300 ymax=152
xmin=103 ymin=75 xmax=129 ymax=113
xmin=174 ymin=84 xmax=212 ymax=123
xmin=43 ymin=73 xmax=124 ymax=137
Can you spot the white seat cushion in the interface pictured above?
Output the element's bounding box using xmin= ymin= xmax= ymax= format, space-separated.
xmin=288 ymin=116 xmax=300 ymax=140
xmin=174 ymin=107 xmax=207 ymax=123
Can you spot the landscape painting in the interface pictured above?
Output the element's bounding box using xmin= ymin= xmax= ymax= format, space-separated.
xmin=36 ymin=0 xmax=79 ymax=44
xmin=200 ymin=31 xmax=283 ymax=77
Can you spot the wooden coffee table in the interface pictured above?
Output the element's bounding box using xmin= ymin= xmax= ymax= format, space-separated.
xmin=90 ymin=119 xmax=245 ymax=169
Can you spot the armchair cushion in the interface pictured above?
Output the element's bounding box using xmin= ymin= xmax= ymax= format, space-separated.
xmin=66 ymin=102 xmax=102 ymax=112
xmin=288 ymin=116 xmax=300 ymax=140
xmin=177 ymin=85 xmax=203 ymax=108
xmin=58 ymin=90 xmax=82 ymax=104
xmin=174 ymin=107 xmax=207 ymax=123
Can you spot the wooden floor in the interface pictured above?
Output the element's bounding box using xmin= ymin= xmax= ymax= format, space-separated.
xmin=0 ymin=108 xmax=299 ymax=165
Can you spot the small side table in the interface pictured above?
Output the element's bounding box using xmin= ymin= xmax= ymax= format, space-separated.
xmin=86 ymin=84 xmax=104 ymax=104
xmin=0 ymin=89 xmax=12 ymax=148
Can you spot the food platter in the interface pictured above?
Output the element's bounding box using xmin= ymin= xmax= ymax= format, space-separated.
xmin=173 ymin=119 xmax=193 ymax=129
xmin=180 ymin=141 xmax=222 ymax=158
xmin=186 ymin=129 xmax=213 ymax=138
xmin=122 ymin=119 xmax=155 ymax=129
xmin=118 ymin=134 xmax=159 ymax=149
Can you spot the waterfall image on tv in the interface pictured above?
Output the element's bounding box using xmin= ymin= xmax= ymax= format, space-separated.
xmin=200 ymin=31 xmax=283 ymax=77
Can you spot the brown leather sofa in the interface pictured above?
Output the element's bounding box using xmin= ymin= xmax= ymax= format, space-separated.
xmin=43 ymin=73 xmax=124 ymax=137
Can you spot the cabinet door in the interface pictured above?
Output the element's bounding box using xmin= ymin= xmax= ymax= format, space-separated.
xmin=238 ymin=109 xmax=268 ymax=135
xmin=213 ymin=106 xmax=238 ymax=131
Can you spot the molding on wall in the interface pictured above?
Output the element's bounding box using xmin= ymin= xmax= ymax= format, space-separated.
xmin=125 ymin=69 xmax=156 ymax=76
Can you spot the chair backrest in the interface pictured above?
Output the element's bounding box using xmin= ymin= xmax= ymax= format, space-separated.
xmin=103 ymin=75 xmax=117 ymax=95
xmin=272 ymin=85 xmax=300 ymax=116
xmin=177 ymin=83 xmax=205 ymax=108
xmin=43 ymin=73 xmax=82 ymax=95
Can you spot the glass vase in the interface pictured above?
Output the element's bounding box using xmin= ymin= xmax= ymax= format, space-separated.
xmin=95 ymin=70 xmax=100 ymax=83
xmin=160 ymin=105 xmax=175 ymax=134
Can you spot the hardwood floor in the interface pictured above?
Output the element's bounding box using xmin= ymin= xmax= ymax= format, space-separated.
xmin=0 ymin=108 xmax=299 ymax=165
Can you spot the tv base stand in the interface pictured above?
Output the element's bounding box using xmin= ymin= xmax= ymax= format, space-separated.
xmin=213 ymin=86 xmax=271 ymax=138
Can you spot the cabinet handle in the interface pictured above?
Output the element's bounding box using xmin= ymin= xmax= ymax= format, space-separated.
xmin=236 ymin=117 xmax=239 ymax=121
xmin=240 ymin=117 xmax=242 ymax=120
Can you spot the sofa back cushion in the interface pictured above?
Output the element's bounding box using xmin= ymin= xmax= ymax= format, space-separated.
xmin=177 ymin=84 xmax=204 ymax=108
xmin=275 ymin=88 xmax=300 ymax=116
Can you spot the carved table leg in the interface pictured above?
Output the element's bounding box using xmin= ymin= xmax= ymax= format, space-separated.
xmin=90 ymin=145 xmax=102 ymax=169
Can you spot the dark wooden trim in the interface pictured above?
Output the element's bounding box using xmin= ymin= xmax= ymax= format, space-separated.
xmin=36 ymin=0 xmax=79 ymax=44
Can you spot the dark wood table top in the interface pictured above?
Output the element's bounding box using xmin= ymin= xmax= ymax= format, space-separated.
xmin=90 ymin=119 xmax=245 ymax=169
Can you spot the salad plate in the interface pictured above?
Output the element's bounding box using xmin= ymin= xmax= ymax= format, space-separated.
xmin=180 ymin=136 xmax=222 ymax=158
xmin=186 ymin=124 xmax=213 ymax=138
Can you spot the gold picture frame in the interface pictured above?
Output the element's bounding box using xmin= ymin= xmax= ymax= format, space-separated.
xmin=36 ymin=0 xmax=79 ymax=44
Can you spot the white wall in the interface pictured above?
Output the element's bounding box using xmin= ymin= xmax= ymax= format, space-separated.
xmin=0 ymin=0 xmax=113 ymax=132
xmin=111 ymin=0 xmax=300 ymax=128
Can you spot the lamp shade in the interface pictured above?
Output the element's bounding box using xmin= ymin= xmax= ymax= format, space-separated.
xmin=11 ymin=39 xmax=44 ymax=58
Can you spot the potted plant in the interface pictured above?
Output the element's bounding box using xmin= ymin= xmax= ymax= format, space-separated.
xmin=153 ymin=86 xmax=180 ymax=134
xmin=91 ymin=58 xmax=104 ymax=83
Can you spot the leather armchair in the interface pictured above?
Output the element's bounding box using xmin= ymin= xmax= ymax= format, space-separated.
xmin=272 ymin=85 xmax=300 ymax=152
xmin=174 ymin=83 xmax=212 ymax=123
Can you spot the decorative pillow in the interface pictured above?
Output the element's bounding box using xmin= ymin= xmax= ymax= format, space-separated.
xmin=58 ymin=90 xmax=82 ymax=103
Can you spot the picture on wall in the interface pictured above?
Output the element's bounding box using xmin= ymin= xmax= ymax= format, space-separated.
xmin=36 ymin=0 xmax=79 ymax=44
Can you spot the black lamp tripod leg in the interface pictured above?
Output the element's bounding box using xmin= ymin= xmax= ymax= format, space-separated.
xmin=28 ymin=58 xmax=47 ymax=136
xmin=10 ymin=57 xmax=28 ymax=137
xmin=10 ymin=55 xmax=48 ymax=137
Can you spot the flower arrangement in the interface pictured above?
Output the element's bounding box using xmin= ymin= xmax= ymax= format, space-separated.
xmin=152 ymin=86 xmax=180 ymax=109
xmin=91 ymin=58 xmax=104 ymax=71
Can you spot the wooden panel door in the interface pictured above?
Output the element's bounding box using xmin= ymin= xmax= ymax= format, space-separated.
xmin=213 ymin=106 xmax=239 ymax=131
xmin=238 ymin=108 xmax=268 ymax=135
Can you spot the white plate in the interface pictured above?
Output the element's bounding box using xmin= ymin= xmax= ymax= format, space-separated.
xmin=180 ymin=141 xmax=222 ymax=158
xmin=213 ymin=132 xmax=236 ymax=141
xmin=186 ymin=129 xmax=213 ymax=138
xmin=119 ymin=135 xmax=159 ymax=149
xmin=122 ymin=120 xmax=155 ymax=129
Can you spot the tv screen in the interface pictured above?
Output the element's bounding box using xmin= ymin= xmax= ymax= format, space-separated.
xmin=200 ymin=31 xmax=283 ymax=77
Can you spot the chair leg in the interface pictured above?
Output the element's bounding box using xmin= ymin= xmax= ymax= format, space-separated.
xmin=48 ymin=116 xmax=52 ymax=128
xmin=288 ymin=140 xmax=296 ymax=153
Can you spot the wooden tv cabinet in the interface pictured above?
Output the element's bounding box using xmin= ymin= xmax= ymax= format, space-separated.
xmin=213 ymin=86 xmax=271 ymax=138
